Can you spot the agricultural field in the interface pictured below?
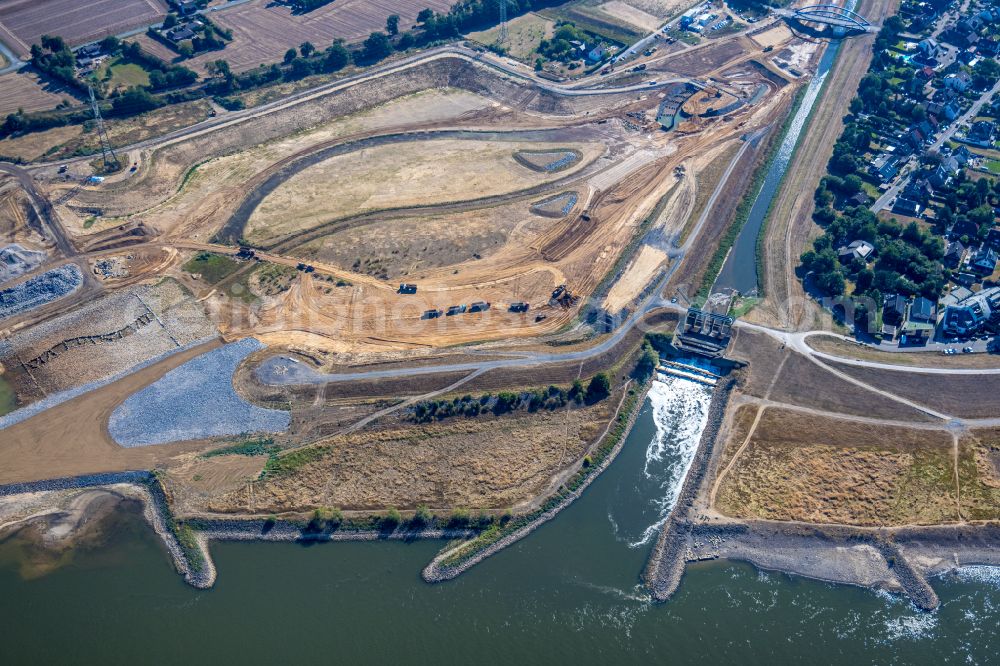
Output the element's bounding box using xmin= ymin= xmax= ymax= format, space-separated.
xmin=185 ymin=0 xmax=454 ymax=74
xmin=0 ymin=0 xmax=168 ymax=58
xmin=0 ymin=70 xmax=78 ymax=117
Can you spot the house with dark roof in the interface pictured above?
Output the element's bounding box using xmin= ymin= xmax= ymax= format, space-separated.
xmin=970 ymin=246 xmax=999 ymax=276
xmin=944 ymin=240 xmax=967 ymax=268
xmin=893 ymin=197 xmax=923 ymax=217
xmin=941 ymin=287 xmax=1000 ymax=336
xmin=986 ymin=227 xmax=1000 ymax=249
xmin=870 ymin=153 xmax=901 ymax=182
xmin=837 ymin=240 xmax=875 ymax=263
xmin=967 ymin=121 xmax=997 ymax=147
xmin=910 ymin=296 xmax=937 ymax=323
xmin=884 ymin=293 xmax=908 ymax=325
xmin=944 ymin=72 xmax=973 ymax=92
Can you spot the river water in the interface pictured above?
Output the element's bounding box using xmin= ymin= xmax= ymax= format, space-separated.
xmin=712 ymin=32 xmax=847 ymax=297
xmin=2 ymin=376 xmax=1000 ymax=664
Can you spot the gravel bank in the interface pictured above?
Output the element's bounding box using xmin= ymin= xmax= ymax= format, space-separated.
xmin=108 ymin=338 xmax=290 ymax=447
xmin=0 ymin=264 xmax=82 ymax=321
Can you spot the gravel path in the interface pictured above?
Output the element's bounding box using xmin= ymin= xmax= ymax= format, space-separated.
xmin=108 ymin=338 xmax=290 ymax=447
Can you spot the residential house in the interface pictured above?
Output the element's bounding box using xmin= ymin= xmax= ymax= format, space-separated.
xmin=986 ymin=227 xmax=1000 ymax=249
xmin=970 ymin=246 xmax=999 ymax=276
xmin=953 ymin=217 xmax=981 ymax=238
xmin=893 ymin=196 xmax=923 ymax=217
xmin=587 ymin=44 xmax=608 ymax=62
xmin=943 ymin=71 xmax=973 ymax=92
xmin=837 ymin=239 xmax=875 ymax=263
xmin=953 ymin=145 xmax=974 ymax=166
xmin=902 ymin=177 xmax=934 ymax=203
xmin=968 ymin=120 xmax=997 ymax=147
xmin=917 ymin=38 xmax=941 ymax=58
xmin=941 ymin=286 xmax=1000 ymax=336
xmin=870 ymin=152 xmax=901 ymax=182
xmin=926 ymin=100 xmax=961 ymax=122
xmin=883 ymin=293 xmax=909 ymax=325
xmin=944 ymin=239 xmax=967 ymax=268
xmin=910 ymin=296 xmax=938 ymax=323
xmin=929 ymin=155 xmax=961 ymax=188
xmin=167 ymin=25 xmax=196 ymax=42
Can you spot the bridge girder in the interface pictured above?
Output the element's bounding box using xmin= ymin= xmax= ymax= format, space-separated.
xmin=791 ymin=4 xmax=872 ymax=31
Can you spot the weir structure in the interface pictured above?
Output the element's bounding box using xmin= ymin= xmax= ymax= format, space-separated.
xmin=774 ymin=5 xmax=874 ymax=34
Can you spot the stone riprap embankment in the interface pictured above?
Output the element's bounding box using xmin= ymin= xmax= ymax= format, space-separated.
xmin=108 ymin=338 xmax=290 ymax=447
xmin=644 ymin=375 xmax=735 ymax=601
xmin=0 ymin=263 xmax=82 ymax=321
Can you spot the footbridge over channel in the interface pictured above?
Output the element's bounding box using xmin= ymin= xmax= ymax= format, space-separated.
xmin=774 ymin=5 xmax=875 ymax=34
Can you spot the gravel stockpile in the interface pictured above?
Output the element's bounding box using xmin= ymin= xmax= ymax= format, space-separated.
xmin=0 ymin=243 xmax=47 ymax=285
xmin=0 ymin=264 xmax=82 ymax=321
xmin=109 ymin=338 xmax=290 ymax=447
xmin=136 ymin=279 xmax=218 ymax=345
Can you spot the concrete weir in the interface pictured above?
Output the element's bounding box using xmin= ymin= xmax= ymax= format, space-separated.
xmin=643 ymin=375 xmax=736 ymax=601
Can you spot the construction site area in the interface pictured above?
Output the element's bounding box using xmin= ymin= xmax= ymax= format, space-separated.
xmin=9 ymin=0 xmax=984 ymax=605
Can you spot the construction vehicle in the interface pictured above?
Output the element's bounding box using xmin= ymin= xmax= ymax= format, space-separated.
xmin=446 ymin=305 xmax=467 ymax=316
xmin=469 ymin=301 xmax=491 ymax=312
xmin=422 ymin=309 xmax=443 ymax=319
xmin=398 ymin=283 xmax=417 ymax=294
xmin=509 ymin=302 xmax=529 ymax=313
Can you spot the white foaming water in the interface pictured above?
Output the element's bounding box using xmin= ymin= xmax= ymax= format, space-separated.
xmin=955 ymin=565 xmax=1000 ymax=588
xmin=627 ymin=374 xmax=713 ymax=548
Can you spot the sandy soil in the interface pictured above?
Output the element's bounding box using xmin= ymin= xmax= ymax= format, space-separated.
xmin=244 ymin=138 xmax=604 ymax=244
xmin=807 ymin=335 xmax=1000 ymax=369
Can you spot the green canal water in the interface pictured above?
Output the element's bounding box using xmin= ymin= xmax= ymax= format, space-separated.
xmin=2 ymin=377 xmax=999 ymax=664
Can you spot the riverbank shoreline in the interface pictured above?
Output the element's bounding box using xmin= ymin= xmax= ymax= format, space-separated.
xmin=423 ymin=380 xmax=651 ymax=582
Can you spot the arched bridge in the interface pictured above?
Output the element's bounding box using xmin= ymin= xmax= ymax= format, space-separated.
xmin=775 ymin=5 xmax=874 ymax=33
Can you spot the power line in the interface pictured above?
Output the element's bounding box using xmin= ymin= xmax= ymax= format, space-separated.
xmin=497 ymin=0 xmax=508 ymax=45
xmin=88 ymin=86 xmax=120 ymax=172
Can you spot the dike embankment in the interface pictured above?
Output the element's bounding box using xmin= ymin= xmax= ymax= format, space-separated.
xmin=643 ymin=375 xmax=736 ymax=601
xmin=423 ymin=381 xmax=650 ymax=582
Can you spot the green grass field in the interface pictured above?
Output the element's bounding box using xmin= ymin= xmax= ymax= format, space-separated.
xmin=0 ymin=374 xmax=17 ymax=417
xmin=182 ymin=251 xmax=240 ymax=284
xmin=95 ymin=59 xmax=151 ymax=91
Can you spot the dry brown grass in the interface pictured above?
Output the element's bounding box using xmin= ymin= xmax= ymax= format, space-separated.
xmin=832 ymin=363 xmax=1000 ymax=419
xmin=715 ymin=408 xmax=957 ymax=526
xmin=0 ymin=71 xmax=77 ymax=117
xmin=958 ymin=428 xmax=1000 ymax=521
xmin=202 ymin=404 xmax=612 ymax=514
xmin=808 ymin=335 xmax=1000 ymax=369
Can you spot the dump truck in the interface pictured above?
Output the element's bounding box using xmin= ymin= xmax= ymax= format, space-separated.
xmin=446 ymin=305 xmax=467 ymax=316
xmin=509 ymin=302 xmax=529 ymax=313
xmin=398 ymin=283 xmax=417 ymax=294
xmin=469 ymin=301 xmax=491 ymax=312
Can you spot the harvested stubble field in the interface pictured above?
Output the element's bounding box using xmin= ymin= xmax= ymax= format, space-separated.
xmin=244 ymin=138 xmax=603 ymax=244
xmin=109 ymin=338 xmax=290 ymax=447
xmin=715 ymin=407 xmax=957 ymax=526
xmin=202 ymin=401 xmax=613 ymax=514
xmin=0 ymin=124 xmax=83 ymax=162
xmin=0 ymin=0 xmax=167 ymax=57
xmin=185 ymin=0 xmax=454 ymax=74
xmin=0 ymin=70 xmax=78 ymax=117
xmin=0 ymin=280 xmax=216 ymax=404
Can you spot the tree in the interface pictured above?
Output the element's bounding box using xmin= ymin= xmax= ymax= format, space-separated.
xmin=320 ymin=42 xmax=348 ymax=72
xmin=299 ymin=41 xmax=315 ymax=57
xmin=417 ymin=8 xmax=435 ymax=24
xmin=362 ymin=31 xmax=393 ymax=63
xmin=412 ymin=504 xmax=432 ymax=527
xmin=586 ymin=373 xmax=611 ymax=403
xmin=633 ymin=341 xmax=659 ymax=382
xmin=283 ymin=47 xmax=298 ymax=64
xmin=99 ymin=36 xmax=121 ymax=54
xmin=177 ymin=41 xmax=194 ymax=58
xmin=163 ymin=13 xmax=178 ymax=29
xmin=111 ymin=87 xmax=162 ymax=116
xmin=386 ymin=14 xmax=400 ymax=36
xmin=381 ymin=507 xmax=402 ymax=530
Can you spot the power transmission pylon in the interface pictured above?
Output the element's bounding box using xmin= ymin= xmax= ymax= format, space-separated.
xmin=497 ymin=0 xmax=508 ymax=45
xmin=88 ymin=86 xmax=120 ymax=172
